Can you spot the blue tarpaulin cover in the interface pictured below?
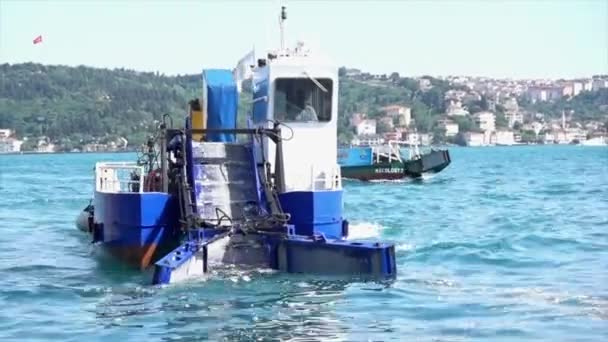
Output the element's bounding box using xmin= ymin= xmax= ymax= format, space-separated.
xmin=203 ymin=69 xmax=237 ymax=142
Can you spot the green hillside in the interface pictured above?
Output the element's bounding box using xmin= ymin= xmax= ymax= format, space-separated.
xmin=0 ymin=63 xmax=454 ymax=147
xmin=0 ymin=63 xmax=203 ymax=149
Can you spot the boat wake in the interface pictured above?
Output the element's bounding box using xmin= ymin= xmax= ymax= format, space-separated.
xmin=344 ymin=173 xmax=440 ymax=184
xmin=368 ymin=178 xmax=412 ymax=184
xmin=419 ymin=173 xmax=437 ymax=181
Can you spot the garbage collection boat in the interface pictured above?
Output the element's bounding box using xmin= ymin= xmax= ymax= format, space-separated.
xmin=338 ymin=140 xmax=451 ymax=181
xmin=75 ymin=7 xmax=396 ymax=285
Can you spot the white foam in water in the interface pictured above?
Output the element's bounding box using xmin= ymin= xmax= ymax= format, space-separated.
xmin=164 ymin=235 xmax=280 ymax=285
xmin=366 ymin=173 xmax=437 ymax=183
xmin=396 ymin=243 xmax=415 ymax=251
xmin=346 ymin=222 xmax=383 ymax=239
xmin=167 ymin=251 xmax=208 ymax=284
xmin=419 ymin=173 xmax=437 ymax=181
xmin=368 ymin=178 xmax=411 ymax=184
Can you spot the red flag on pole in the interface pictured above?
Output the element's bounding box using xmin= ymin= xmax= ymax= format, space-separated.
xmin=33 ymin=35 xmax=43 ymax=44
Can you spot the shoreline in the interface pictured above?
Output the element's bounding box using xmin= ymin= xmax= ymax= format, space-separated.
xmin=2 ymin=143 xmax=604 ymax=157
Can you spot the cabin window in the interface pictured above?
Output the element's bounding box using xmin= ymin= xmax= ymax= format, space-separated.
xmin=273 ymin=78 xmax=333 ymax=122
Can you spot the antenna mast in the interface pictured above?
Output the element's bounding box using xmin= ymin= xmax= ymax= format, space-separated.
xmin=279 ymin=6 xmax=287 ymax=51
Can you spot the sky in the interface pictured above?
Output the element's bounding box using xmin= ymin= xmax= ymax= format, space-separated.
xmin=0 ymin=0 xmax=607 ymax=79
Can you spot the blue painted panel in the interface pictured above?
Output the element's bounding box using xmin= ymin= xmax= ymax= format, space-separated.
xmin=94 ymin=191 xmax=175 ymax=246
xmin=203 ymin=69 xmax=237 ymax=142
xmin=153 ymin=240 xmax=198 ymax=284
xmin=153 ymin=228 xmax=244 ymax=285
xmin=338 ymin=147 xmax=373 ymax=166
xmin=278 ymin=236 xmax=396 ymax=278
xmin=278 ymin=190 xmax=344 ymax=238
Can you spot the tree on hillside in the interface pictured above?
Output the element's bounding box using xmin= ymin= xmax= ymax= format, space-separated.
xmin=513 ymin=121 xmax=523 ymax=130
xmin=452 ymin=115 xmax=478 ymax=133
xmin=432 ymin=126 xmax=447 ymax=144
xmin=376 ymin=121 xmax=392 ymax=134
xmin=421 ymin=87 xmax=444 ymax=112
xmin=480 ymin=95 xmax=489 ymax=111
xmin=520 ymin=130 xmax=537 ymax=143
xmin=397 ymin=78 xmax=419 ymax=92
xmin=338 ymin=130 xmax=354 ymax=146
xmin=389 ymin=72 xmax=400 ymax=82
xmin=412 ymin=106 xmax=435 ymax=133
xmin=0 ymin=63 xmax=201 ymax=148
xmin=467 ymin=103 xmax=483 ymax=114
xmin=453 ymin=132 xmax=468 ymax=146
xmin=495 ymin=112 xmax=508 ymax=128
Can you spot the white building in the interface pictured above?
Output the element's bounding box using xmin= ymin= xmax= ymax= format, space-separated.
xmin=437 ymin=118 xmax=459 ymax=137
xmin=527 ymin=86 xmax=565 ymax=103
xmin=406 ymin=132 xmax=431 ymax=146
xmin=418 ymin=78 xmax=432 ymax=91
xmin=474 ymin=111 xmax=496 ymax=132
xmin=582 ymin=80 xmax=594 ymax=92
xmin=344 ymin=68 xmax=361 ymax=77
xmin=0 ymin=138 xmax=23 ymax=153
xmin=564 ymin=128 xmax=588 ymax=143
xmin=492 ymin=130 xmax=516 ymax=146
xmin=0 ymin=129 xmax=13 ymax=138
xmin=349 ymin=113 xmax=366 ymax=127
xmin=542 ymin=128 xmax=588 ymax=144
xmin=36 ymin=143 xmax=55 ymax=153
xmin=464 ymin=132 xmax=487 ymax=146
xmin=561 ymin=84 xmax=573 ymax=97
xmin=503 ymin=97 xmax=519 ymax=113
xmin=571 ymin=82 xmax=583 ymax=96
xmin=355 ymin=119 xmax=377 ymax=136
xmin=542 ymin=132 xmax=556 ymax=144
xmin=0 ymin=129 xmax=23 ymax=153
xmin=445 ymin=89 xmax=468 ymax=101
xmin=445 ymin=100 xmax=469 ymax=116
xmin=505 ymin=112 xmax=524 ymax=128
xmin=524 ymin=121 xmax=544 ymax=136
xmin=381 ymin=105 xmax=411 ymax=127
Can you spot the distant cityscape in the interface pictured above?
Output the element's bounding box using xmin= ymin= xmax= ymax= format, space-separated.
xmin=0 ymin=129 xmax=130 ymax=154
xmin=341 ymin=69 xmax=608 ymax=147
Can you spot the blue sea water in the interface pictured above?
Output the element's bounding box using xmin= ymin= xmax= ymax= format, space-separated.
xmin=0 ymin=146 xmax=607 ymax=341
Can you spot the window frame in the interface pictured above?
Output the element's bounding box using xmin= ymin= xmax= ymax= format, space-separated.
xmin=272 ymin=77 xmax=333 ymax=123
